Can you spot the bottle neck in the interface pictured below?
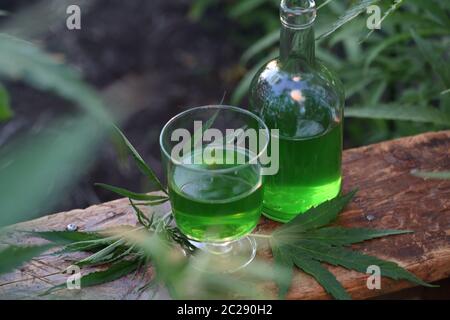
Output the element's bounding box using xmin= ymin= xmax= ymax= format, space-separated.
xmin=280 ymin=23 xmax=315 ymax=65
xmin=279 ymin=0 xmax=316 ymax=66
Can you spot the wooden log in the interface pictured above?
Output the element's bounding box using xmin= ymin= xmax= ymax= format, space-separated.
xmin=1 ymin=131 xmax=449 ymax=300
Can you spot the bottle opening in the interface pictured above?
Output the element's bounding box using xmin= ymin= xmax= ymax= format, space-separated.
xmin=280 ymin=0 xmax=317 ymax=30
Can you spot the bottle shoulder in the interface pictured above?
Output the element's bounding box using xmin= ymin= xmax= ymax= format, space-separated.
xmin=250 ymin=57 xmax=343 ymax=98
xmin=249 ymin=57 xmax=344 ymax=139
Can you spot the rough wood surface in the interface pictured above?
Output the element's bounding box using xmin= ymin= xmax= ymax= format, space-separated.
xmin=1 ymin=131 xmax=449 ymax=300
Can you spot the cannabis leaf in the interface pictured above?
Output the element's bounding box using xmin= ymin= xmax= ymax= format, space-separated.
xmin=95 ymin=183 xmax=169 ymax=202
xmin=44 ymin=258 xmax=143 ymax=295
xmin=0 ymin=245 xmax=53 ymax=275
xmin=317 ymin=0 xmax=380 ymax=40
xmin=32 ymin=205 xmax=192 ymax=296
xmin=33 ymin=230 xmax=104 ymax=245
xmin=268 ymin=191 xmax=433 ymax=300
xmin=112 ymin=126 xmax=168 ymax=195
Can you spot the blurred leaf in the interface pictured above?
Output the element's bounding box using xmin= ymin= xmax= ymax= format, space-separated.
xmin=0 ymin=116 xmax=105 ymax=227
xmin=46 ymin=259 xmax=141 ymax=294
xmin=34 ymin=230 xmax=104 ymax=245
xmin=271 ymin=240 xmax=293 ymax=298
xmin=342 ymin=36 xmax=361 ymax=63
xmin=345 ymin=104 xmax=450 ymax=126
xmin=411 ymin=0 xmax=450 ymax=27
xmin=317 ymin=0 xmax=335 ymax=10
xmin=317 ymin=0 xmax=380 ymax=40
xmin=0 ymin=34 xmax=111 ymax=123
xmin=229 ymin=0 xmax=268 ymax=18
xmin=95 ymin=183 xmax=168 ymax=202
xmin=367 ymin=80 xmax=387 ymax=106
xmin=411 ymin=29 xmax=450 ymax=88
xmin=113 ymin=126 xmax=168 ymax=195
xmin=411 ymin=170 xmax=450 ymax=180
xmin=0 ymin=245 xmax=52 ymax=275
xmin=0 ymin=34 xmax=115 ymax=227
xmin=316 ymin=47 xmax=342 ymax=70
xmin=241 ymin=30 xmax=279 ymax=65
xmin=0 ymin=83 xmax=13 ymax=121
xmin=328 ymin=18 xmax=366 ymax=46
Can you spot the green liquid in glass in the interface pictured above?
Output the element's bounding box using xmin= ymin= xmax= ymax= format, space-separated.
xmin=169 ymin=149 xmax=263 ymax=243
xmin=263 ymin=121 xmax=342 ymax=222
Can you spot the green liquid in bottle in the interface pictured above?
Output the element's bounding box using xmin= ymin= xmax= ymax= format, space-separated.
xmin=249 ymin=0 xmax=344 ymax=222
xmin=169 ymin=149 xmax=263 ymax=243
xmin=263 ymin=121 xmax=342 ymax=222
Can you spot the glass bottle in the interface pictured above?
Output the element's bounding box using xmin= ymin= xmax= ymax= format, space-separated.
xmin=249 ymin=0 xmax=344 ymax=222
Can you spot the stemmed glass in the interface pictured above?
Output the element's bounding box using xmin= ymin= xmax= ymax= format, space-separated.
xmin=159 ymin=105 xmax=269 ymax=272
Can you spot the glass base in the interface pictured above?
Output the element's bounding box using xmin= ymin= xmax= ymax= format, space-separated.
xmin=189 ymin=236 xmax=257 ymax=273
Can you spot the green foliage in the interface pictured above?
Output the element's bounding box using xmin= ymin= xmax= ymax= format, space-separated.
xmin=229 ymin=0 xmax=269 ymax=18
xmin=411 ymin=29 xmax=450 ymax=89
xmin=346 ymin=104 xmax=450 ymax=126
xmin=0 ymin=83 xmax=13 ymax=121
xmin=190 ymin=0 xmax=450 ymax=145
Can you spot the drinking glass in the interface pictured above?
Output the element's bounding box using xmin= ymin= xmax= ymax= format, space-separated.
xmin=160 ymin=105 xmax=269 ymax=272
